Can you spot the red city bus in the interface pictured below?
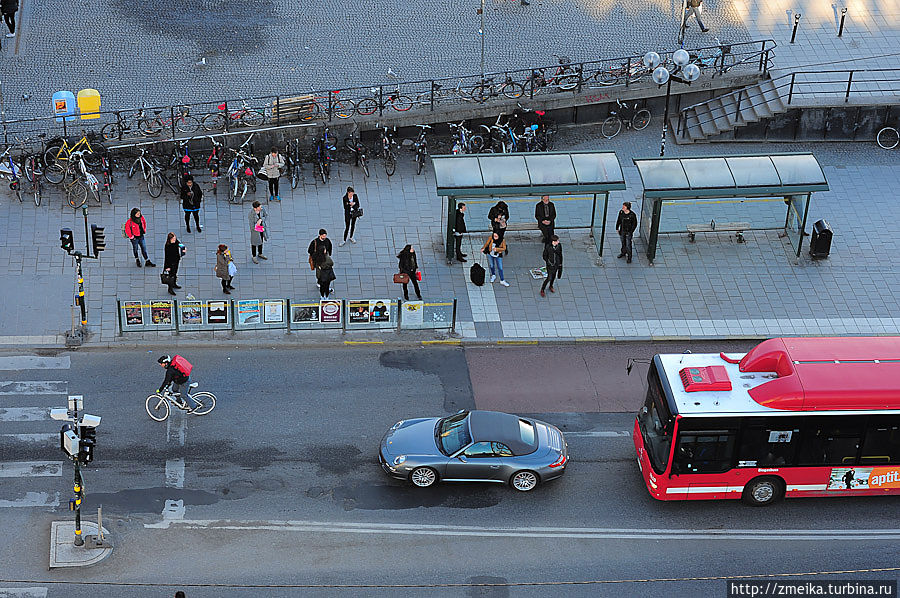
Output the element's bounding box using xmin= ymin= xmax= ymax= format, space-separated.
xmin=633 ymin=337 xmax=900 ymax=506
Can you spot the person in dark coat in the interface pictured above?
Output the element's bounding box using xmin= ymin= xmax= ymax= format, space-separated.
xmin=615 ymin=201 xmax=638 ymax=263
xmin=249 ymin=201 xmax=268 ymax=263
xmin=540 ymin=235 xmax=563 ymax=297
xmin=397 ymin=244 xmax=421 ymax=300
xmin=488 ymin=201 xmax=509 ymax=240
xmin=339 ymin=187 xmax=361 ymax=246
xmin=1 ymin=0 xmax=17 ymax=37
xmin=534 ymin=195 xmax=557 ymax=244
xmin=453 ymin=202 xmax=467 ymax=262
xmin=308 ymin=229 xmax=332 ymax=258
xmin=315 ymin=248 xmax=336 ymax=298
xmin=214 ymin=244 xmax=234 ymax=294
xmin=180 ymin=175 xmax=203 ymax=233
xmin=162 ymin=232 xmax=184 ymax=296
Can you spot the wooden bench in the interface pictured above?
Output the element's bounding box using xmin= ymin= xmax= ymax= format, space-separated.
xmin=687 ymin=220 xmax=751 ymax=243
xmin=268 ymin=95 xmax=320 ymax=122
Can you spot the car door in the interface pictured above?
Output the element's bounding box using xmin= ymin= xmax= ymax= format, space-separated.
xmin=443 ymin=442 xmax=504 ymax=482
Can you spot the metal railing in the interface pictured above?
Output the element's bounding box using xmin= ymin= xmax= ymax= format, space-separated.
xmin=0 ymin=39 xmax=775 ymax=146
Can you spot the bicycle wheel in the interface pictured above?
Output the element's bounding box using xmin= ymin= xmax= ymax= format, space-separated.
xmin=355 ymin=98 xmax=378 ymax=116
xmin=593 ymin=69 xmax=620 ymax=86
xmin=100 ymin=123 xmax=121 ymax=141
xmin=300 ymin=102 xmax=322 ymax=122
xmin=104 ymin=173 xmax=113 ymax=204
xmin=176 ymin=115 xmax=201 ymax=134
xmin=632 ymin=109 xmax=652 ymax=130
xmin=500 ymin=81 xmax=525 ymax=99
xmin=83 ymin=145 xmax=104 ymax=168
xmin=66 ymin=181 xmax=88 ymax=208
xmin=601 ymin=116 xmax=623 ymax=139
xmin=189 ymin=391 xmax=216 ymax=416
xmin=291 ymin=165 xmax=300 ymax=189
xmin=318 ymin=162 xmax=327 ymax=184
xmin=332 ymin=100 xmax=355 ymax=119
xmin=128 ymin=159 xmax=139 ymax=179
xmin=44 ymin=163 xmax=65 ymax=185
xmin=557 ymin=74 xmax=580 ymax=91
xmin=147 ymin=170 xmax=163 ymax=198
xmin=145 ymin=394 xmax=170 ymax=422
xmin=416 ymin=150 xmax=424 ymax=175
xmin=247 ymin=175 xmax=257 ymax=194
xmin=23 ymin=156 xmax=35 ymax=182
xmin=11 ymin=179 xmax=22 ymax=202
xmin=469 ymin=135 xmax=484 ymax=154
xmin=33 ymin=178 xmax=42 ymax=206
xmin=201 ymin=113 xmax=228 ymax=132
xmin=239 ymin=178 xmax=249 ymax=200
xmin=877 ymin=126 xmax=899 ymax=150
xmin=469 ymin=84 xmax=489 ymax=103
xmin=390 ymin=95 xmax=414 ymax=112
xmin=384 ymin=153 xmax=396 ymax=177
xmin=43 ymin=143 xmax=65 ymax=169
xmin=239 ymin=110 xmax=265 ymax=127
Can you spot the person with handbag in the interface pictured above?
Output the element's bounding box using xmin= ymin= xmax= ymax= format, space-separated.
xmin=314 ymin=247 xmax=336 ymax=298
xmin=307 ymin=229 xmax=332 ymax=271
xmin=339 ymin=186 xmax=362 ymax=246
xmin=396 ymin=244 xmax=422 ymax=300
xmin=481 ymin=232 xmax=510 ymax=286
xmin=162 ymin=232 xmax=184 ymax=296
xmin=249 ymin=201 xmax=268 ymax=263
xmin=180 ymin=175 xmax=203 ymax=233
xmin=262 ymin=147 xmax=285 ymax=202
xmin=214 ymin=244 xmax=235 ymax=294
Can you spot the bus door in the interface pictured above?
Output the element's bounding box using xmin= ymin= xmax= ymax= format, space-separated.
xmin=670 ymin=426 xmax=739 ymax=499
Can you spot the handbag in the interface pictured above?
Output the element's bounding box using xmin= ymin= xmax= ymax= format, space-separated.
xmin=227 ymin=261 xmax=237 ymax=277
xmin=393 ymin=272 xmax=410 ymax=284
xmin=416 ymin=270 xmax=422 ymax=281
xmin=308 ymin=256 xmax=315 ymax=271
xmin=160 ymin=269 xmax=173 ymax=285
xmin=352 ymin=207 xmax=364 ymax=219
xmin=255 ymin=221 xmax=265 ymax=232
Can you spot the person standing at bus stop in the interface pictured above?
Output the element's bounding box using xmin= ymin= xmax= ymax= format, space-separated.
xmin=616 ymin=201 xmax=637 ymax=264
xmin=535 ymin=195 xmax=556 ymax=245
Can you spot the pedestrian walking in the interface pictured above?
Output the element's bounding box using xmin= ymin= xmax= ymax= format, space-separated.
xmin=249 ymin=201 xmax=268 ymax=263
xmin=616 ymin=201 xmax=638 ymax=263
xmin=124 ymin=207 xmax=156 ymax=268
xmin=683 ymin=0 xmax=710 ymax=32
xmin=488 ymin=201 xmax=509 ymax=240
xmin=540 ymin=235 xmax=563 ymax=297
xmin=482 ymin=232 xmax=509 ymax=286
xmin=1 ymin=0 xmax=17 ymax=37
xmin=397 ymin=244 xmax=422 ymax=300
xmin=314 ymin=247 xmax=336 ymax=298
xmin=307 ymin=229 xmax=332 ymax=270
xmin=535 ymin=195 xmax=557 ymax=244
xmin=454 ymin=202 xmax=468 ymax=262
xmin=262 ymin=147 xmax=285 ymax=201
xmin=162 ymin=232 xmax=184 ymax=296
xmin=214 ymin=244 xmax=235 ymax=294
xmin=181 ymin=174 xmax=202 ymax=233
xmin=339 ymin=186 xmax=362 ymax=246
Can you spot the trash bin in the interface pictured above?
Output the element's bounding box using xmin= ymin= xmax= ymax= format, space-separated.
xmin=809 ymin=219 xmax=832 ymax=258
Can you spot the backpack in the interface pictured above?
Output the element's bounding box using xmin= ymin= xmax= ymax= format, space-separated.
xmin=121 ymin=221 xmax=128 ymax=238
xmin=470 ymin=263 xmax=486 ymax=286
xmin=171 ymin=355 xmax=193 ymax=376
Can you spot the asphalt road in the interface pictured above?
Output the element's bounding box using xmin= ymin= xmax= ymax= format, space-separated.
xmin=0 ymin=343 xmax=898 ymax=598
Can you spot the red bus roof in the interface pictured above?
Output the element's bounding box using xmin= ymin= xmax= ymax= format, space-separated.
xmin=739 ymin=337 xmax=900 ymax=411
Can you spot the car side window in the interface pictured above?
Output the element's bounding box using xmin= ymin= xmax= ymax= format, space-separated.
xmin=492 ymin=442 xmax=513 ymax=457
xmin=463 ymin=442 xmax=495 ymax=458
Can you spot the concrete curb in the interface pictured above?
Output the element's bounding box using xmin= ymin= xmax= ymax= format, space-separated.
xmin=49 ymin=521 xmax=113 ymax=569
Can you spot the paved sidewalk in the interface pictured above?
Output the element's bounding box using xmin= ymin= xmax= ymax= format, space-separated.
xmin=0 ymin=126 xmax=898 ymax=346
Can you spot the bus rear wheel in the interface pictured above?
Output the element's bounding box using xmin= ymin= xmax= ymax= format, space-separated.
xmin=742 ymin=476 xmax=784 ymax=507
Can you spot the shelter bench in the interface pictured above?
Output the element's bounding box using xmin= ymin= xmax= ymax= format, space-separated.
xmin=687 ymin=221 xmax=751 ymax=243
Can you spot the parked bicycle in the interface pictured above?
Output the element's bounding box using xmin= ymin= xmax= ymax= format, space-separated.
xmin=285 ymin=138 xmax=303 ymax=189
xmin=414 ymin=124 xmax=430 ymax=175
xmin=101 ymin=105 xmax=151 ymax=141
xmin=525 ymin=55 xmax=580 ymax=94
xmin=379 ymin=126 xmax=398 ymax=176
xmin=449 ymin=121 xmax=477 ymax=155
xmin=0 ymin=146 xmax=23 ymax=203
xmin=355 ymin=84 xmax=415 ymax=115
xmin=145 ymin=382 xmax=216 ymax=422
xmin=44 ymin=133 xmax=104 ymax=174
xmin=140 ymin=105 xmax=200 ymax=137
xmin=313 ymin=128 xmax=336 ymax=184
xmin=601 ymin=99 xmax=652 ymax=138
xmin=202 ymin=99 xmax=265 ymax=131
xmin=205 ymin=136 xmax=224 ymax=196
xmin=344 ymin=134 xmax=369 ymax=178
xmin=62 ymin=151 xmax=101 ymax=208
xmin=877 ymin=125 xmax=899 ymax=150
xmin=99 ymin=154 xmax=114 ymax=204
xmin=690 ymin=38 xmax=736 ymax=76
xmin=225 ymin=135 xmax=258 ymax=203
xmin=470 ymin=75 xmax=525 ymax=103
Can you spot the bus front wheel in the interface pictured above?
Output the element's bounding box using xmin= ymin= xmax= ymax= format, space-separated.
xmin=742 ymin=476 xmax=784 ymax=507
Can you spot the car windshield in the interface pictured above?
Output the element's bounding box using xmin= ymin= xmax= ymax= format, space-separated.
xmin=437 ymin=412 xmax=472 ymax=456
xmin=638 ymin=363 xmax=673 ymax=474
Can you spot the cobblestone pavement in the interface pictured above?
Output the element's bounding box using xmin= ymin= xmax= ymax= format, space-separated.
xmin=0 ymin=123 xmax=898 ymax=346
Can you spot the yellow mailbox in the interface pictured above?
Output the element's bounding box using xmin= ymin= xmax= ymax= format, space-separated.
xmin=77 ymin=89 xmax=101 ymax=120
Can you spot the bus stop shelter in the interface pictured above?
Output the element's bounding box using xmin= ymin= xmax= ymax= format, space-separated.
xmin=432 ymin=152 xmax=626 ymax=262
xmin=633 ymin=153 xmax=829 ymax=264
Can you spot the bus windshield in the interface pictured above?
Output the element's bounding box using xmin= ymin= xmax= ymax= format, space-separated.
xmin=638 ymin=363 xmax=673 ymax=474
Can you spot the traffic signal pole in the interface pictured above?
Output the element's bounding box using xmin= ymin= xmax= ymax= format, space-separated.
xmin=74 ymin=252 xmax=86 ymax=328
xmin=59 ymin=209 xmax=104 ymax=344
xmin=73 ymin=457 xmax=84 ymax=546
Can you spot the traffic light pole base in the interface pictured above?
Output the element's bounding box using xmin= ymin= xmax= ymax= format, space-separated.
xmin=49 ymin=521 xmax=113 ymax=568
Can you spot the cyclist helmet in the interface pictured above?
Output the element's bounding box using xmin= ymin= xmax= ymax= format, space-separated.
xmin=157 ymin=355 xmax=172 ymax=365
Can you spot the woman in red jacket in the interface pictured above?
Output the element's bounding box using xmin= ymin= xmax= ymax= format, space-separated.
xmin=124 ymin=207 xmax=155 ymax=268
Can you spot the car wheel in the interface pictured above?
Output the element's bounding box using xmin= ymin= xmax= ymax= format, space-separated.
xmin=409 ymin=467 xmax=438 ymax=488
xmin=742 ymin=476 xmax=784 ymax=507
xmin=510 ymin=470 xmax=539 ymax=492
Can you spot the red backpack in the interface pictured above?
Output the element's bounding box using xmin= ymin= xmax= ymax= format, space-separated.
xmin=171 ymin=355 xmax=193 ymax=376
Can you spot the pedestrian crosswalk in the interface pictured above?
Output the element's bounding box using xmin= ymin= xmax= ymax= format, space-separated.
xmin=0 ymin=356 xmax=71 ymax=511
xmin=0 ymin=588 xmax=49 ymax=597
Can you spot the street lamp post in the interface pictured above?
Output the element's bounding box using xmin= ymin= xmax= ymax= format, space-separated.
xmin=477 ymin=0 xmax=486 ymax=83
xmin=643 ymin=49 xmax=700 ymax=156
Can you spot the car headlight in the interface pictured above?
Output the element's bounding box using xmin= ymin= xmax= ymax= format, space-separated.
xmin=390 ymin=420 xmax=405 ymax=431
xmin=393 ymin=455 xmax=407 ymax=466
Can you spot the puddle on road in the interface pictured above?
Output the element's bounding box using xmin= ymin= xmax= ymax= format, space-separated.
xmin=83 ymin=487 xmax=218 ymax=514
xmin=330 ymin=483 xmax=502 ymax=511
xmin=380 ymin=349 xmax=475 ymax=412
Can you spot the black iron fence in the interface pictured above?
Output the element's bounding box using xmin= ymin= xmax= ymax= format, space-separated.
xmin=0 ymin=39 xmax=775 ymax=147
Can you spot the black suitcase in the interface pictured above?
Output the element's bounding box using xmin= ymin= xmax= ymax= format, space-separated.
xmin=470 ymin=263 xmax=485 ymax=286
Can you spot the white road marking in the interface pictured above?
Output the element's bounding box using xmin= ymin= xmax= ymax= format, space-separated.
xmin=0 ymin=492 xmax=60 ymax=508
xmin=566 ymin=431 xmax=631 ymax=437
xmin=0 ymin=408 xmax=50 ymax=422
xmin=0 ymin=381 xmax=67 ymax=395
xmin=0 ymin=356 xmax=70 ymax=370
xmin=165 ymin=458 xmax=185 ymax=489
xmin=167 ymin=415 xmax=186 ymax=446
xmin=0 ymin=433 xmax=56 ymax=443
xmin=143 ymin=519 xmax=900 ymax=540
xmin=0 ymin=462 xmax=63 ymax=477
xmin=162 ymin=499 xmax=185 ymax=521
xmin=0 ymin=588 xmax=49 ymax=598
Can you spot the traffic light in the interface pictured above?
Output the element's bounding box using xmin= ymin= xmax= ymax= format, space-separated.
xmin=78 ymin=426 xmax=96 ymax=464
xmin=60 ymin=423 xmax=78 ymax=458
xmin=90 ymin=225 xmax=106 ymax=257
xmin=60 ymin=229 xmax=74 ymax=252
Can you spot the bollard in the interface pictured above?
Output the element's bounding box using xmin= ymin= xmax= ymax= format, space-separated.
xmin=838 ymin=8 xmax=847 ymax=36
xmin=790 ymin=13 xmax=802 ymax=43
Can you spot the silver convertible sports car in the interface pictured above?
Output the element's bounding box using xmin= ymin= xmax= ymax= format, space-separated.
xmin=379 ymin=409 xmax=568 ymax=492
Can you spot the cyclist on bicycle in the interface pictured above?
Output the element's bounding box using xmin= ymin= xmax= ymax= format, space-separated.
xmin=157 ymin=355 xmax=198 ymax=411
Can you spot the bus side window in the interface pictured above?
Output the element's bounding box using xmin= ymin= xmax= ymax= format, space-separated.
xmin=797 ymin=419 xmax=863 ymax=466
xmin=673 ymin=432 xmax=736 ymax=474
xmin=860 ymin=416 xmax=900 ymax=465
xmin=738 ymin=425 xmax=798 ymax=467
